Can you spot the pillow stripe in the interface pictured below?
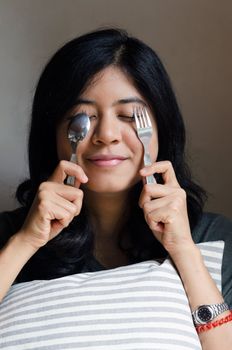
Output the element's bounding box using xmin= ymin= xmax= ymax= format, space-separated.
xmin=0 ymin=241 xmax=224 ymax=350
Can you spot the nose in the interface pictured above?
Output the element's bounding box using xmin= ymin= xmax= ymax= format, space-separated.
xmin=91 ymin=114 xmax=122 ymax=145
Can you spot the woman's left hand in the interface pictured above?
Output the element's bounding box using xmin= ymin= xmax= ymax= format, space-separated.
xmin=139 ymin=160 xmax=195 ymax=258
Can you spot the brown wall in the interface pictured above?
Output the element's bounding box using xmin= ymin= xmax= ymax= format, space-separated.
xmin=0 ymin=0 xmax=231 ymax=218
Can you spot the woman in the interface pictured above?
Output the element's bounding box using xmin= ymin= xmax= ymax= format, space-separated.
xmin=0 ymin=28 xmax=232 ymax=348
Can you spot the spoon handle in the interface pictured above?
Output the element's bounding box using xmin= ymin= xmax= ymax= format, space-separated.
xmin=66 ymin=153 xmax=77 ymax=186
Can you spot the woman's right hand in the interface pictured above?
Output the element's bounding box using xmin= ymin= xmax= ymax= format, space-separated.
xmin=18 ymin=160 xmax=88 ymax=250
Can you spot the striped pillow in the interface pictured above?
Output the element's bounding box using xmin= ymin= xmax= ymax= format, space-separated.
xmin=0 ymin=241 xmax=224 ymax=350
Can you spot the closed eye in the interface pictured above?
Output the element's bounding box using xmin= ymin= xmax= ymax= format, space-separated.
xmin=66 ymin=111 xmax=90 ymax=121
xmin=118 ymin=115 xmax=135 ymax=122
xmin=68 ymin=113 xmax=97 ymax=121
xmin=89 ymin=115 xmax=97 ymax=120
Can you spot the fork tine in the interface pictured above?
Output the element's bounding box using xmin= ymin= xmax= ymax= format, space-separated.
xmin=145 ymin=108 xmax=152 ymax=127
xmin=141 ymin=107 xmax=147 ymax=128
xmin=134 ymin=106 xmax=141 ymax=129
xmin=142 ymin=108 xmax=152 ymax=128
xmin=134 ymin=106 xmax=152 ymax=129
xmin=136 ymin=106 xmax=144 ymax=128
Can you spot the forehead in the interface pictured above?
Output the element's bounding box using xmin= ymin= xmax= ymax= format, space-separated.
xmin=80 ymin=66 xmax=144 ymax=102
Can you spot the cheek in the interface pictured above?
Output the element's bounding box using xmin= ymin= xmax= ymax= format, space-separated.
xmin=123 ymin=128 xmax=143 ymax=159
xmin=125 ymin=127 xmax=159 ymax=164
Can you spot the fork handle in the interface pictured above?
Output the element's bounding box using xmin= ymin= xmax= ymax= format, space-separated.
xmin=146 ymin=174 xmax=156 ymax=184
xmin=144 ymin=154 xmax=156 ymax=184
xmin=66 ymin=153 xmax=77 ymax=186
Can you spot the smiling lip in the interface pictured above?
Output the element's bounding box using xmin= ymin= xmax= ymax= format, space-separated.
xmin=87 ymin=154 xmax=128 ymax=167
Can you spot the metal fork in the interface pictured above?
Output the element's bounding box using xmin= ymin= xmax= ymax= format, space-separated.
xmin=134 ymin=106 xmax=156 ymax=184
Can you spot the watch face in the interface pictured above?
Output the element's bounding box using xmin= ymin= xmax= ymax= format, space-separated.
xmin=198 ymin=307 xmax=213 ymax=322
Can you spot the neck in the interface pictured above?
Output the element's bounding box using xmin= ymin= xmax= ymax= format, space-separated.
xmin=84 ymin=190 xmax=129 ymax=237
xmin=84 ymin=190 xmax=131 ymax=267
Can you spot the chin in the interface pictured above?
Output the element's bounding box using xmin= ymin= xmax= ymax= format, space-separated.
xmin=82 ymin=177 xmax=139 ymax=194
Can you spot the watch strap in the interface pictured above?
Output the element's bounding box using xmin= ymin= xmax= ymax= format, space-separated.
xmin=211 ymin=302 xmax=229 ymax=317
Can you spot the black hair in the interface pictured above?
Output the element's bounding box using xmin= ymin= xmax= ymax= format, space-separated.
xmin=15 ymin=28 xmax=207 ymax=281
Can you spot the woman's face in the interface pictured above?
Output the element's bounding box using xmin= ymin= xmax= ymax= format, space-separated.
xmin=56 ymin=66 xmax=158 ymax=194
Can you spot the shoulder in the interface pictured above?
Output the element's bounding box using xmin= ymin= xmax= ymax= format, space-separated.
xmin=0 ymin=207 xmax=28 ymax=247
xmin=192 ymin=212 xmax=232 ymax=243
xmin=193 ymin=212 xmax=232 ymax=307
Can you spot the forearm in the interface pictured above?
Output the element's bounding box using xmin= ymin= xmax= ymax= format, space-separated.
xmin=0 ymin=232 xmax=38 ymax=302
xmin=171 ymin=244 xmax=232 ymax=350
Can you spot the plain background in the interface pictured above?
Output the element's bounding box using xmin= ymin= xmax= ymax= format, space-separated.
xmin=0 ymin=0 xmax=231 ymax=218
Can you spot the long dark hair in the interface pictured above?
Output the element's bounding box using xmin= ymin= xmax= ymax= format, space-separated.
xmin=15 ymin=28 xmax=206 ymax=281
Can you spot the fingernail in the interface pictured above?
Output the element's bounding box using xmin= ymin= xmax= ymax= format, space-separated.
xmin=82 ymin=175 xmax=88 ymax=182
xmin=140 ymin=169 xmax=147 ymax=175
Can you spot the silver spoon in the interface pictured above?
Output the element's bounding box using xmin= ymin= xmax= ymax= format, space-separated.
xmin=66 ymin=113 xmax=90 ymax=186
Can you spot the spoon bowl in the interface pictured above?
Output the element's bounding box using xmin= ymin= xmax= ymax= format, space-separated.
xmin=68 ymin=113 xmax=90 ymax=144
xmin=66 ymin=113 xmax=90 ymax=186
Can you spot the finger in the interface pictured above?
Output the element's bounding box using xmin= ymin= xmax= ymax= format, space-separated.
xmin=50 ymin=205 xmax=76 ymax=228
xmin=139 ymin=183 xmax=185 ymax=208
xmin=142 ymin=195 xmax=170 ymax=213
xmin=51 ymin=192 xmax=83 ymax=217
xmin=39 ymin=182 xmax=84 ymax=203
xmin=71 ymin=190 xmax=84 ymax=211
xmin=44 ymin=196 xmax=81 ymax=228
xmin=142 ymin=191 xmax=187 ymax=219
xmin=53 ymin=190 xmax=83 ymax=217
xmin=38 ymin=198 xmax=75 ymax=226
xmin=145 ymin=207 xmax=171 ymax=233
xmin=140 ymin=160 xmax=178 ymax=186
xmin=49 ymin=160 xmax=88 ymax=185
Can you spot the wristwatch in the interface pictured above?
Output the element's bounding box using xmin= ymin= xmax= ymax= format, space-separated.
xmin=192 ymin=302 xmax=229 ymax=325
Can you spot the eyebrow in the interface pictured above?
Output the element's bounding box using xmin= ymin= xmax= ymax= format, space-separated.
xmin=74 ymin=97 xmax=147 ymax=107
